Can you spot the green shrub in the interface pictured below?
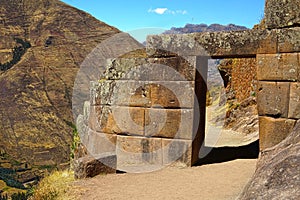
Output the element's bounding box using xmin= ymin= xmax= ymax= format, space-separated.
xmin=11 ymin=192 xmax=29 ymax=200
xmin=65 ymin=121 xmax=80 ymax=160
xmin=0 ymin=194 xmax=8 ymax=200
xmin=0 ymin=168 xmax=25 ymax=189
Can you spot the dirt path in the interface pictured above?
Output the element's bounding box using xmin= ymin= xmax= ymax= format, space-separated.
xmin=68 ymin=105 xmax=259 ymax=199
xmin=69 ymin=159 xmax=257 ymax=200
xmin=205 ymin=104 xmax=259 ymax=147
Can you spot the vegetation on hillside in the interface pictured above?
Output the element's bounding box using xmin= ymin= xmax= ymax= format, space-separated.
xmin=29 ymin=170 xmax=74 ymax=200
xmin=0 ymin=38 xmax=31 ymax=71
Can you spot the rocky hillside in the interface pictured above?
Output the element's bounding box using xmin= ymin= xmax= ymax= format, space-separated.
xmin=164 ymin=23 xmax=248 ymax=34
xmin=0 ymin=0 xmax=142 ymax=190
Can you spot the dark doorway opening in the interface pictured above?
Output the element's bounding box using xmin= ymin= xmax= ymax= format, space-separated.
xmin=196 ymin=57 xmax=259 ymax=165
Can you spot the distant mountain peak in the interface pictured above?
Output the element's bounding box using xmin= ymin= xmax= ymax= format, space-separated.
xmin=164 ymin=23 xmax=248 ymax=34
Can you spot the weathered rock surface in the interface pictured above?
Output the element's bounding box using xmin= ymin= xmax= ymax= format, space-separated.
xmin=146 ymin=29 xmax=277 ymax=57
xmin=147 ymin=27 xmax=300 ymax=57
xmin=257 ymin=53 xmax=299 ymax=81
xmin=257 ymin=82 xmax=290 ymax=118
xmin=0 ymin=0 xmax=141 ymax=180
xmin=259 ymin=117 xmax=296 ymax=150
xmin=265 ymin=0 xmax=300 ymax=29
xmin=239 ymin=120 xmax=300 ymax=199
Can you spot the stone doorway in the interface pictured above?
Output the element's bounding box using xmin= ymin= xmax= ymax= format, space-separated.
xmin=197 ymin=57 xmax=260 ymax=165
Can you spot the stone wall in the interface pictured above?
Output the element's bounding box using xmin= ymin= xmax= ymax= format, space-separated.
xmin=219 ymin=58 xmax=257 ymax=102
xmin=78 ymin=54 xmax=207 ymax=172
xmin=146 ymin=16 xmax=300 ymax=152
xmin=257 ymin=53 xmax=300 ymax=150
xmin=77 ymin=0 xmax=300 ymax=175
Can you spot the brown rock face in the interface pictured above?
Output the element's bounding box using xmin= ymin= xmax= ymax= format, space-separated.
xmin=239 ymin=120 xmax=300 ymax=199
xmin=0 ymin=0 xmax=121 ymax=170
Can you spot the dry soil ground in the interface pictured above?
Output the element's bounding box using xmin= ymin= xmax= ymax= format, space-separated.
xmin=68 ymin=159 xmax=257 ymax=200
xmin=68 ymin=105 xmax=259 ymax=200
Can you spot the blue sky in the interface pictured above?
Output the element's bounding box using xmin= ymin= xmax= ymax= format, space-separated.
xmin=61 ymin=0 xmax=265 ymax=41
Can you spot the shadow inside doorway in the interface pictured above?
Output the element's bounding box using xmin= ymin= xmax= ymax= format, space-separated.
xmin=195 ymin=140 xmax=259 ymax=166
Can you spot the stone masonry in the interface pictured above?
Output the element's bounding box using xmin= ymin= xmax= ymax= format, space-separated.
xmin=147 ymin=0 xmax=300 ymax=152
xmin=77 ymin=0 xmax=300 ymax=174
xmin=84 ymin=55 xmax=206 ymax=172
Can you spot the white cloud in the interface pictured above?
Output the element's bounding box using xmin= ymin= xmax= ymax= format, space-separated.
xmin=169 ymin=10 xmax=188 ymax=15
xmin=148 ymin=8 xmax=187 ymax=15
xmin=148 ymin=8 xmax=168 ymax=15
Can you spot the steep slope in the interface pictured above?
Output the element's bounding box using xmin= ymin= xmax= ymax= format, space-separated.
xmin=0 ymin=0 xmax=141 ymax=183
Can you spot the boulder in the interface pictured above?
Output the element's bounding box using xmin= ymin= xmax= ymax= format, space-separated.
xmin=238 ymin=120 xmax=300 ymax=199
xmin=74 ymin=153 xmax=116 ymax=179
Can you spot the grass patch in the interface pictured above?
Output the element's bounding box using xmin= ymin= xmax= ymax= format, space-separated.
xmin=30 ymin=170 xmax=74 ymax=200
xmin=64 ymin=121 xmax=80 ymax=160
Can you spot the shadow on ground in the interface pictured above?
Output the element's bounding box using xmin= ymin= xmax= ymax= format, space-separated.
xmin=195 ymin=140 xmax=259 ymax=166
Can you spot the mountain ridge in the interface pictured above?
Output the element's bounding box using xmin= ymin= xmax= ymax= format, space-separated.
xmin=0 ymin=0 xmax=141 ymax=191
xmin=164 ymin=23 xmax=248 ymax=34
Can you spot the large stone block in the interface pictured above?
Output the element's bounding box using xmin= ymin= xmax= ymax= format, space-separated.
xmin=88 ymin=106 xmax=115 ymax=133
xmin=259 ymin=117 xmax=296 ymax=150
xmin=257 ymin=81 xmax=290 ymax=118
xmin=116 ymin=136 xmax=163 ymax=172
xmin=149 ymin=81 xmax=195 ymax=108
xmin=112 ymin=106 xmax=145 ymax=136
xmin=89 ymin=106 xmax=145 ymax=136
xmin=104 ymin=58 xmax=148 ymax=80
xmin=91 ymin=80 xmax=151 ymax=107
xmin=147 ymin=57 xmax=196 ymax=81
xmin=104 ymin=57 xmax=196 ymax=81
xmin=162 ymin=139 xmax=192 ymax=167
xmin=277 ymin=27 xmax=300 ymax=53
xmin=257 ymin=53 xmax=299 ymax=81
xmin=265 ymin=0 xmax=300 ymax=29
xmin=289 ymin=83 xmax=300 ymax=119
xmin=112 ymin=81 xmax=151 ymax=107
xmin=90 ymin=81 xmax=116 ymax=106
xmin=74 ymin=153 xmax=117 ymax=179
xmin=146 ymin=30 xmax=277 ymax=57
xmin=85 ymin=130 xmax=117 ymax=156
xmin=76 ymin=114 xmax=89 ymax=145
xmin=145 ymin=108 xmax=194 ymax=140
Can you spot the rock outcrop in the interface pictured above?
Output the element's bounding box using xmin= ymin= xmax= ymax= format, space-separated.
xmin=238 ymin=120 xmax=300 ymax=199
xmin=0 ymin=0 xmax=141 ymax=185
